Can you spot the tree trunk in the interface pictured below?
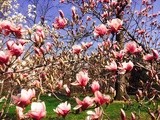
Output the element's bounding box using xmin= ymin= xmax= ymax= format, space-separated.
xmin=114 ymin=0 xmax=129 ymax=100
xmin=115 ymin=74 xmax=129 ymax=100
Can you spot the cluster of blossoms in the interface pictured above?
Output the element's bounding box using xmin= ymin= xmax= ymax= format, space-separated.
xmin=52 ymin=70 xmax=111 ymax=119
xmin=12 ymin=89 xmax=46 ymax=120
xmin=94 ymin=18 xmax=123 ymax=37
xmin=0 ymin=20 xmax=23 ymax=37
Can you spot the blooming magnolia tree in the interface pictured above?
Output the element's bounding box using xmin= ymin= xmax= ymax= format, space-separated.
xmin=0 ymin=0 xmax=159 ymax=119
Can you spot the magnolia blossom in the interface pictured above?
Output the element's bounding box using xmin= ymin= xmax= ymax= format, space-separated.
xmin=46 ymin=42 xmax=52 ymax=52
xmin=63 ymin=84 xmax=71 ymax=96
xmin=119 ymin=61 xmax=134 ymax=74
xmin=36 ymin=26 xmax=45 ymax=39
xmin=56 ymin=80 xmax=63 ymax=89
xmin=94 ymin=24 xmax=110 ymax=37
xmin=71 ymin=71 xmax=89 ymax=87
xmin=86 ymin=107 xmax=103 ymax=120
xmin=54 ymin=101 xmax=71 ymax=118
xmin=72 ymin=45 xmax=82 ymax=54
xmin=81 ymin=42 xmax=93 ymax=50
xmin=53 ymin=16 xmax=67 ymax=29
xmin=105 ymin=61 xmax=117 ymax=72
xmin=107 ymin=18 xmax=123 ymax=32
xmin=27 ymin=102 xmax=46 ymax=120
xmin=124 ymin=41 xmax=142 ymax=54
xmin=18 ymin=39 xmax=27 ymax=46
xmin=7 ymin=41 xmax=24 ymax=57
xmin=121 ymin=109 xmax=126 ymax=120
xmin=16 ymin=106 xmax=24 ymax=120
xmin=0 ymin=20 xmax=23 ymax=38
xmin=100 ymin=0 xmax=109 ymax=2
xmin=60 ymin=0 xmax=65 ymax=3
xmin=94 ymin=91 xmax=111 ymax=105
xmin=12 ymin=89 xmax=35 ymax=108
xmin=91 ymin=81 xmax=100 ymax=93
xmin=12 ymin=25 xmax=23 ymax=38
xmin=131 ymin=112 xmax=136 ymax=120
xmin=0 ymin=20 xmax=13 ymax=35
xmin=34 ymin=47 xmax=45 ymax=56
xmin=113 ymin=50 xmax=125 ymax=60
xmin=152 ymin=49 xmax=159 ymax=59
xmin=0 ymin=51 xmax=9 ymax=64
xmin=143 ymin=49 xmax=159 ymax=61
xmin=74 ymin=96 xmax=94 ymax=111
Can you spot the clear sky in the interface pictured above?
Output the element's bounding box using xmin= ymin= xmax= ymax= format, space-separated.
xmin=14 ymin=0 xmax=160 ymax=50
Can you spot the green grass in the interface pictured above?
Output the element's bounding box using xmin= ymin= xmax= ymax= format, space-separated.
xmin=1 ymin=95 xmax=159 ymax=120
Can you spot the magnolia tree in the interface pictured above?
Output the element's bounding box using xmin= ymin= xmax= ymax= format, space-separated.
xmin=0 ymin=0 xmax=159 ymax=119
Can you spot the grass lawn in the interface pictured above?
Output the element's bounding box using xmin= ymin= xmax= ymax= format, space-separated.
xmin=1 ymin=94 xmax=159 ymax=120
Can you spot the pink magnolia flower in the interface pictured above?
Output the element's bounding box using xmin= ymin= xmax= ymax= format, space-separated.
xmin=121 ymin=109 xmax=126 ymax=120
xmin=131 ymin=112 xmax=136 ymax=120
xmin=12 ymin=89 xmax=35 ymax=108
xmin=0 ymin=51 xmax=9 ymax=64
xmin=105 ymin=61 xmax=117 ymax=72
xmin=152 ymin=49 xmax=159 ymax=59
xmin=0 ymin=20 xmax=23 ymax=37
xmin=107 ymin=18 xmax=123 ymax=33
xmin=91 ymin=81 xmax=100 ymax=93
xmin=119 ymin=61 xmax=134 ymax=74
xmin=113 ymin=50 xmax=125 ymax=60
xmin=94 ymin=24 xmax=110 ymax=37
xmin=100 ymin=0 xmax=109 ymax=3
xmin=27 ymin=102 xmax=46 ymax=120
xmin=56 ymin=80 xmax=63 ymax=89
xmin=0 ymin=20 xmax=13 ymax=36
xmin=36 ymin=26 xmax=45 ymax=39
xmin=74 ymin=96 xmax=94 ymax=111
xmin=34 ymin=47 xmax=44 ymax=56
xmin=124 ymin=41 xmax=142 ymax=54
xmin=46 ymin=42 xmax=52 ymax=52
xmin=81 ymin=42 xmax=93 ymax=50
xmin=111 ymin=0 xmax=118 ymax=5
xmin=34 ymin=33 xmax=43 ymax=44
xmin=143 ymin=54 xmax=154 ymax=61
xmin=10 ymin=43 xmax=24 ymax=57
xmin=86 ymin=107 xmax=103 ymax=120
xmin=60 ymin=0 xmax=65 ymax=3
xmin=71 ymin=71 xmax=90 ymax=87
xmin=16 ymin=106 xmax=24 ymax=120
xmin=94 ymin=91 xmax=111 ymax=105
xmin=7 ymin=40 xmax=15 ymax=50
xmin=143 ymin=49 xmax=159 ymax=61
xmin=72 ymin=45 xmax=82 ymax=54
xmin=86 ymin=16 xmax=92 ymax=21
xmin=63 ymin=84 xmax=71 ymax=96
xmin=53 ymin=16 xmax=67 ymax=29
xmin=11 ymin=24 xmax=23 ymax=38
xmin=18 ymin=39 xmax=27 ymax=46
xmin=54 ymin=101 xmax=71 ymax=118
xmin=7 ymin=41 xmax=24 ymax=57
xmin=137 ymin=29 xmax=145 ymax=35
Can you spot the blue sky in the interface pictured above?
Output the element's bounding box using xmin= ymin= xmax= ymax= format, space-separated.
xmin=14 ymin=0 xmax=160 ymax=50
